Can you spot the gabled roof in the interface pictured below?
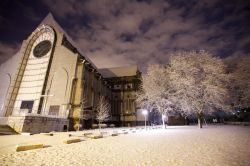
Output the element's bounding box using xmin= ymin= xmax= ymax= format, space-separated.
xmin=40 ymin=13 xmax=98 ymax=69
xmin=98 ymin=65 xmax=138 ymax=78
xmin=40 ymin=13 xmax=140 ymax=76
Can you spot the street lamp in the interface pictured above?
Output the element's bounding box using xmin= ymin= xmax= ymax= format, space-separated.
xmin=142 ymin=109 xmax=148 ymax=130
xmin=41 ymin=94 xmax=54 ymax=115
xmin=162 ymin=114 xmax=166 ymax=129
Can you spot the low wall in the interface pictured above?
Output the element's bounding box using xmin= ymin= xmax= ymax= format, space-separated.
xmin=8 ymin=116 xmax=69 ymax=133
xmin=224 ymin=121 xmax=250 ymax=126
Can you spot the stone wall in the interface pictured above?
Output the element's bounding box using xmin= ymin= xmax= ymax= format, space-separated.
xmin=8 ymin=116 xmax=68 ymax=133
xmin=44 ymin=33 xmax=78 ymax=117
xmin=7 ymin=116 xmax=25 ymax=132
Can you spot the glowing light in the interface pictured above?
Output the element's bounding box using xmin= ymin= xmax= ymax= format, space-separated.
xmin=142 ymin=109 xmax=148 ymax=130
xmin=142 ymin=110 xmax=148 ymax=115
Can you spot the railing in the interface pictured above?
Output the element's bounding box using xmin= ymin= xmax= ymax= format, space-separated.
xmin=224 ymin=121 xmax=250 ymax=126
xmin=0 ymin=117 xmax=9 ymax=125
xmin=12 ymin=108 xmax=69 ymax=119
xmin=17 ymin=113 xmax=68 ymax=119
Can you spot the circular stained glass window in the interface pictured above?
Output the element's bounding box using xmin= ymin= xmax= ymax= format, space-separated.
xmin=33 ymin=40 xmax=52 ymax=58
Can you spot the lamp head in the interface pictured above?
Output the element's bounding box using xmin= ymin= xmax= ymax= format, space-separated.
xmin=142 ymin=109 xmax=148 ymax=115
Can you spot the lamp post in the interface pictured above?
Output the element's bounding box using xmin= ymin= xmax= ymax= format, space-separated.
xmin=41 ymin=94 xmax=54 ymax=115
xmin=162 ymin=114 xmax=166 ymax=129
xmin=142 ymin=109 xmax=148 ymax=130
xmin=40 ymin=72 xmax=55 ymax=115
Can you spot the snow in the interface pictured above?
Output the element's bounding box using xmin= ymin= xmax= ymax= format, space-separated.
xmin=138 ymin=52 xmax=230 ymax=118
xmin=0 ymin=125 xmax=249 ymax=166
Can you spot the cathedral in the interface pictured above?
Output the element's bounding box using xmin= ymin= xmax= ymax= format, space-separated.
xmin=0 ymin=14 xmax=143 ymax=133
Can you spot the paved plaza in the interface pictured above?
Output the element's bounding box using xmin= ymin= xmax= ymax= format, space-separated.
xmin=0 ymin=125 xmax=249 ymax=166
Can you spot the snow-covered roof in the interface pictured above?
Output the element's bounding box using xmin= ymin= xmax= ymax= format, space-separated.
xmin=98 ymin=65 xmax=138 ymax=78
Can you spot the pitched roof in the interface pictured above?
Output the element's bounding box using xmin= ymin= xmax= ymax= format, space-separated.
xmin=98 ymin=65 xmax=138 ymax=78
xmin=41 ymin=13 xmax=140 ymax=76
xmin=40 ymin=13 xmax=98 ymax=69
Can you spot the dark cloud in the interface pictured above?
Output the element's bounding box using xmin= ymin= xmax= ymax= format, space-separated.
xmin=120 ymin=33 xmax=137 ymax=42
xmin=0 ymin=42 xmax=20 ymax=63
xmin=139 ymin=18 xmax=155 ymax=34
xmin=0 ymin=0 xmax=250 ymax=71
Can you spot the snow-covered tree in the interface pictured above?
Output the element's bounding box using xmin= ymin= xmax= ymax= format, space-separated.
xmin=225 ymin=55 xmax=250 ymax=109
xmin=169 ymin=51 xmax=231 ymax=128
xmin=155 ymin=98 xmax=173 ymax=128
xmin=96 ymin=96 xmax=110 ymax=129
xmin=78 ymin=97 xmax=89 ymax=130
xmin=136 ymin=64 xmax=174 ymax=128
xmin=138 ymin=51 xmax=231 ymax=129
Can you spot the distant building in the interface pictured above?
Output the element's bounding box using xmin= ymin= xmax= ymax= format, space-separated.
xmin=0 ymin=14 xmax=142 ymax=133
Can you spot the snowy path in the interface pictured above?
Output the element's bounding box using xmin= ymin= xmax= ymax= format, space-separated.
xmin=0 ymin=125 xmax=249 ymax=166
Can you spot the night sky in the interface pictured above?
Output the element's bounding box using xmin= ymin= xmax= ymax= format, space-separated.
xmin=0 ymin=0 xmax=250 ymax=70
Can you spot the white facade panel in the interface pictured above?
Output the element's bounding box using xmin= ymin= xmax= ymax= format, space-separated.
xmin=13 ymin=26 xmax=55 ymax=115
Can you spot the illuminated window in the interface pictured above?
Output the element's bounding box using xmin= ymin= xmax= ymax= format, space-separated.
xmin=126 ymin=83 xmax=133 ymax=89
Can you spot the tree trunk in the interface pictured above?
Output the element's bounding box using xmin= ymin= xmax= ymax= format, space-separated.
xmin=78 ymin=118 xmax=81 ymax=131
xmin=198 ymin=117 xmax=202 ymax=128
xmin=197 ymin=112 xmax=203 ymax=129
xmin=99 ymin=121 xmax=101 ymax=132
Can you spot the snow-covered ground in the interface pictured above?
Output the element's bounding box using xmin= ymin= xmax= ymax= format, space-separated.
xmin=0 ymin=125 xmax=249 ymax=166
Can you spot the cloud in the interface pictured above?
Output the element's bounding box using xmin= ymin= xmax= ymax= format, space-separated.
xmin=0 ymin=42 xmax=20 ymax=63
xmin=19 ymin=0 xmax=250 ymax=71
xmin=42 ymin=0 xmax=84 ymax=18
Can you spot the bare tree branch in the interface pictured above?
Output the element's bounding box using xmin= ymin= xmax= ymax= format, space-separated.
xmin=96 ymin=96 xmax=110 ymax=128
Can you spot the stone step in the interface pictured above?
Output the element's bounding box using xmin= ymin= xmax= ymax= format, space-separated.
xmin=90 ymin=134 xmax=103 ymax=139
xmin=63 ymin=138 xmax=81 ymax=144
xmin=83 ymin=132 xmax=93 ymax=137
xmin=16 ymin=144 xmax=43 ymax=152
xmin=111 ymin=133 xmax=119 ymax=136
xmin=40 ymin=132 xmax=53 ymax=136
xmin=21 ymin=132 xmax=32 ymax=136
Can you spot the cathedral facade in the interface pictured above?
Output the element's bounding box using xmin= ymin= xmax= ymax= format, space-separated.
xmin=0 ymin=14 xmax=143 ymax=133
